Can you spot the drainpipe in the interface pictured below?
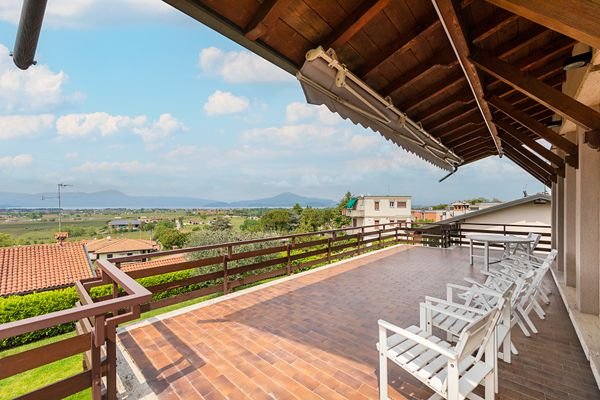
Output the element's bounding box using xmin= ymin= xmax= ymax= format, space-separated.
xmin=12 ymin=0 xmax=48 ymax=70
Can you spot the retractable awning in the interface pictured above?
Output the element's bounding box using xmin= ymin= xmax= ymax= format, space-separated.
xmin=296 ymin=47 xmax=463 ymax=172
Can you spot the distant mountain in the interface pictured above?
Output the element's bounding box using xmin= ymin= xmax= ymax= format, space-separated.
xmin=229 ymin=192 xmax=335 ymax=208
xmin=0 ymin=190 xmax=335 ymax=209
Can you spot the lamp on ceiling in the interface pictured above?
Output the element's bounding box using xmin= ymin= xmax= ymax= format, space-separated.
xmin=563 ymin=51 xmax=593 ymax=70
xmin=547 ymin=118 xmax=562 ymax=128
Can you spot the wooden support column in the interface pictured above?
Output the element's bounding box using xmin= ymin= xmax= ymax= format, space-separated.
xmin=551 ymin=181 xmax=557 ymax=250
xmin=483 ymin=0 xmax=600 ymax=50
xmin=563 ymin=132 xmax=577 ymax=287
xmin=432 ymin=0 xmax=503 ymax=155
xmin=575 ymin=127 xmax=600 ymax=314
xmin=556 ymin=173 xmax=565 ymax=273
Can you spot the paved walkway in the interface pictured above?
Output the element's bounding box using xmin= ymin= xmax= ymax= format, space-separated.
xmin=120 ymin=246 xmax=600 ymax=399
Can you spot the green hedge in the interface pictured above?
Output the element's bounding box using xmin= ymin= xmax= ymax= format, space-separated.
xmin=0 ymin=269 xmax=195 ymax=350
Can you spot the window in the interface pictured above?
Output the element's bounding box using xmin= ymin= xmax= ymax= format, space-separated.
xmin=374 ymin=219 xmax=379 ymax=226
xmin=374 ymin=201 xmax=380 ymax=211
xmin=107 ymin=254 xmax=113 ymax=259
xmin=397 ymin=201 xmax=407 ymax=208
xmin=389 ymin=201 xmax=395 ymax=208
xmin=127 ymin=252 xmax=133 ymax=256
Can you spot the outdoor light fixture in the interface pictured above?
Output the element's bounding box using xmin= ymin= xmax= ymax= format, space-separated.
xmin=546 ymin=118 xmax=562 ymax=128
xmin=563 ymin=51 xmax=593 ymax=70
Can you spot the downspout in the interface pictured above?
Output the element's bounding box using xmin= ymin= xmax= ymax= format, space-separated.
xmin=12 ymin=0 xmax=48 ymax=70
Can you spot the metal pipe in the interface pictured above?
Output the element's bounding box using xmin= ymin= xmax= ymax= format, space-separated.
xmin=12 ymin=0 xmax=48 ymax=70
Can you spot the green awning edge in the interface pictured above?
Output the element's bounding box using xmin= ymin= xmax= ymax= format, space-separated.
xmin=346 ymin=197 xmax=358 ymax=209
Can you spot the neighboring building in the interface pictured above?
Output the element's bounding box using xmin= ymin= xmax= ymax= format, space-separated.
xmin=440 ymin=193 xmax=551 ymax=231
xmin=85 ymin=238 xmax=159 ymax=261
xmin=121 ymin=255 xmax=187 ymax=273
xmin=108 ymin=219 xmax=142 ymax=230
xmin=0 ymin=242 xmax=93 ymax=296
xmin=344 ymin=195 xmax=412 ymax=229
xmin=412 ymin=209 xmax=445 ymax=223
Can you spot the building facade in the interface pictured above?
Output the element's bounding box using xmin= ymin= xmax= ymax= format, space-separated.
xmin=85 ymin=238 xmax=159 ymax=261
xmin=344 ymin=195 xmax=412 ymax=229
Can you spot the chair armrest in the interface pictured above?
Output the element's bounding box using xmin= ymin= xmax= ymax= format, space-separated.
xmin=422 ymin=300 xmax=485 ymax=322
xmin=462 ymin=278 xmax=504 ymax=297
xmin=424 ymin=296 xmax=487 ymax=315
xmin=378 ymin=319 xmax=457 ymax=360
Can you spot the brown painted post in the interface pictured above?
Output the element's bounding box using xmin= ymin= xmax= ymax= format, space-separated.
xmin=90 ymin=332 xmax=102 ymax=400
xmin=106 ymin=325 xmax=117 ymax=400
xmin=223 ymin=245 xmax=232 ymax=294
xmin=395 ymin=226 xmax=399 ymax=242
xmin=378 ymin=229 xmax=382 ymax=248
xmin=327 ymin=236 xmax=332 ymax=263
xmin=286 ymin=242 xmax=292 ymax=275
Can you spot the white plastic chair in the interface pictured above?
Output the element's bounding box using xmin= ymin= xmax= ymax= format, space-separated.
xmin=377 ymin=307 xmax=500 ymax=400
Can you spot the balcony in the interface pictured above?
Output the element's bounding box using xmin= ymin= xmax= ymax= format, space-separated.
xmin=1 ymin=224 xmax=598 ymax=399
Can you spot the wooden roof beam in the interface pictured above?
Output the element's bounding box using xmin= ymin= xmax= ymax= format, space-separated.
xmin=504 ymin=149 xmax=551 ymax=186
xmin=400 ymin=70 xmax=465 ymax=112
xmin=470 ymin=48 xmax=600 ymax=132
xmin=244 ymin=0 xmax=281 ymax=40
xmin=463 ymin=150 xmax=496 ymax=164
xmin=323 ymin=0 xmax=391 ymax=49
xmin=415 ymin=92 xmax=474 ymax=124
xmin=357 ymin=17 xmax=441 ymax=77
xmin=426 ymin=107 xmax=480 ymax=132
xmin=382 ymin=50 xmax=457 ymax=96
xmin=443 ymin=127 xmax=488 ymax=146
xmin=459 ymin=145 xmax=497 ymax=160
xmin=484 ymin=0 xmax=600 ymax=50
xmin=471 ymin=10 xmax=519 ymax=44
xmin=453 ymin=136 xmax=494 ymax=153
xmin=500 ymin=134 xmax=559 ymax=178
xmin=432 ymin=0 xmax=502 ymax=155
xmin=494 ymin=119 xmax=565 ymax=168
xmin=488 ymin=94 xmax=578 ymax=159
xmin=431 ymin=113 xmax=483 ymax=137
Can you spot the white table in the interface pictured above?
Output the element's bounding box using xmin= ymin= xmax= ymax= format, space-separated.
xmin=467 ymin=234 xmax=534 ymax=271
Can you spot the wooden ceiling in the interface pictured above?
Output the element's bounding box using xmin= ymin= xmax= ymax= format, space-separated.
xmin=163 ymin=0 xmax=600 ymax=186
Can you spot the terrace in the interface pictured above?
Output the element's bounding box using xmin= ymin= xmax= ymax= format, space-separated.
xmin=4 ymin=0 xmax=600 ymax=399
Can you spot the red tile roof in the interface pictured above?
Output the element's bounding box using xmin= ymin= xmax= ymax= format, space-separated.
xmin=0 ymin=242 xmax=93 ymax=296
xmin=85 ymin=238 xmax=158 ymax=254
xmin=121 ymin=255 xmax=188 ymax=273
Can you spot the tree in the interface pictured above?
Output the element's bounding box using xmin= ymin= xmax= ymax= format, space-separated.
xmin=154 ymin=228 xmax=189 ymax=250
xmin=332 ymin=191 xmax=353 ymax=228
xmin=298 ymin=208 xmax=326 ymax=232
xmin=240 ymin=219 xmax=261 ymax=233
xmin=260 ymin=209 xmax=292 ymax=232
xmin=0 ymin=233 xmax=13 ymax=248
xmin=210 ymin=216 xmax=232 ymax=231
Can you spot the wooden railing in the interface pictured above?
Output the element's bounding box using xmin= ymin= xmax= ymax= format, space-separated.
xmin=444 ymin=222 xmax=552 ymax=252
xmin=0 ymin=261 xmax=151 ymax=399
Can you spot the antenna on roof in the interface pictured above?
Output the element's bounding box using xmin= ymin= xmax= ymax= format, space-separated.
xmin=522 ymin=184 xmax=528 ymax=198
xmin=42 ymin=183 xmax=73 ymax=233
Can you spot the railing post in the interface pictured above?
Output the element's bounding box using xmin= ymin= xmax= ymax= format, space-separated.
xmin=395 ymin=226 xmax=399 ymax=243
xmin=286 ymin=241 xmax=292 ymax=275
xmin=378 ymin=229 xmax=382 ymax=248
xmin=106 ymin=324 xmax=117 ymax=400
xmin=223 ymin=245 xmax=231 ymax=294
xmin=357 ymin=227 xmax=364 ymax=255
xmin=90 ymin=332 xmax=102 ymax=400
xmin=327 ymin=234 xmax=332 ymax=263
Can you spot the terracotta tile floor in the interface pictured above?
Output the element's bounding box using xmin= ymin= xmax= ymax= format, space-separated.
xmin=120 ymin=246 xmax=600 ymax=399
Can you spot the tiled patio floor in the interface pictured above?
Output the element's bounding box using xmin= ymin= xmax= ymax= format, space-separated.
xmin=120 ymin=246 xmax=600 ymax=399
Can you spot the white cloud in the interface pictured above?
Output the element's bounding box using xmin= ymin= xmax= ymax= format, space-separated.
xmin=56 ymin=112 xmax=186 ymax=142
xmin=0 ymin=44 xmax=73 ymax=112
xmin=0 ymin=0 xmax=178 ymax=28
xmin=64 ymin=152 xmax=79 ymax=160
xmin=347 ymin=135 xmax=380 ymax=151
xmin=286 ymin=102 xmax=340 ymax=125
xmin=203 ymin=91 xmax=249 ymax=115
xmin=0 ymin=114 xmax=54 ymax=140
xmin=0 ymin=154 xmax=32 ymax=168
xmin=198 ymin=47 xmax=292 ymax=83
xmin=132 ymin=113 xmax=187 ymax=142
xmin=56 ymin=112 xmax=147 ymax=137
xmin=72 ymin=161 xmax=159 ymax=175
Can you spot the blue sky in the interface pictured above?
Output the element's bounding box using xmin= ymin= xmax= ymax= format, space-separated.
xmin=0 ymin=1 xmax=545 ymax=205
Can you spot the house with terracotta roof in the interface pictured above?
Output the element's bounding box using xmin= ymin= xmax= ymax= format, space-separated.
xmin=85 ymin=238 xmax=159 ymax=262
xmin=0 ymin=242 xmax=93 ymax=296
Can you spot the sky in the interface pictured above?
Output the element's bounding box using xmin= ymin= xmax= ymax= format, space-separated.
xmin=0 ymin=0 xmax=546 ymax=205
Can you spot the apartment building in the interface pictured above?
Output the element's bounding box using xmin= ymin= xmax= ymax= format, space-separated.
xmin=344 ymin=195 xmax=412 ymax=229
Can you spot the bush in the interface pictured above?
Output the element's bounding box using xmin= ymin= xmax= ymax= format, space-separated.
xmin=0 ymin=288 xmax=78 ymax=349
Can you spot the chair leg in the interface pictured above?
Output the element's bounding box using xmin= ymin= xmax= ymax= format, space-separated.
xmin=519 ymin=305 xmax=538 ymax=334
xmin=378 ymin=327 xmax=388 ymax=400
xmin=510 ymin=342 xmax=519 ymax=355
xmin=514 ymin=314 xmax=531 ymax=337
xmin=531 ymin=298 xmax=546 ymax=319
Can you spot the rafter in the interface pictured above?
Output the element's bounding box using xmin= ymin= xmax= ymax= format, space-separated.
xmin=323 ymin=0 xmax=391 ymax=49
xmin=453 ymin=136 xmax=495 ymax=153
xmin=488 ymin=95 xmax=577 ymax=156
xmin=470 ymin=48 xmax=600 ymax=132
xmin=416 ymin=92 xmax=474 ymax=123
xmin=444 ymin=127 xmax=488 ymax=146
xmin=432 ymin=0 xmax=502 ymax=154
xmin=382 ymin=51 xmax=457 ymax=97
xmin=399 ymin=70 xmax=466 ymax=113
xmin=471 ymin=10 xmax=519 ymax=44
xmin=500 ymin=134 xmax=557 ymax=178
xmin=244 ymin=0 xmax=281 ymax=40
xmin=357 ymin=17 xmax=441 ymax=77
xmin=494 ymin=119 xmax=565 ymax=168
xmin=463 ymin=149 xmax=496 ymax=163
xmin=426 ymin=107 xmax=479 ymax=132
xmin=504 ymin=149 xmax=551 ymax=186
xmin=459 ymin=145 xmax=498 ymax=160
xmin=432 ymin=113 xmax=483 ymax=137
xmin=484 ymin=0 xmax=600 ymax=49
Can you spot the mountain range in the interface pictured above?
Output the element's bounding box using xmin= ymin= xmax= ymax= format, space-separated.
xmin=0 ymin=190 xmax=336 ymax=209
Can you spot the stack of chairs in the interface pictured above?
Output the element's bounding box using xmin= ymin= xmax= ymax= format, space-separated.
xmin=377 ymin=234 xmax=556 ymax=400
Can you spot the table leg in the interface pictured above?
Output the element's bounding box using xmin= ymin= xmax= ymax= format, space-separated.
xmin=484 ymin=242 xmax=489 ymax=272
xmin=469 ymin=239 xmax=473 ymax=266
